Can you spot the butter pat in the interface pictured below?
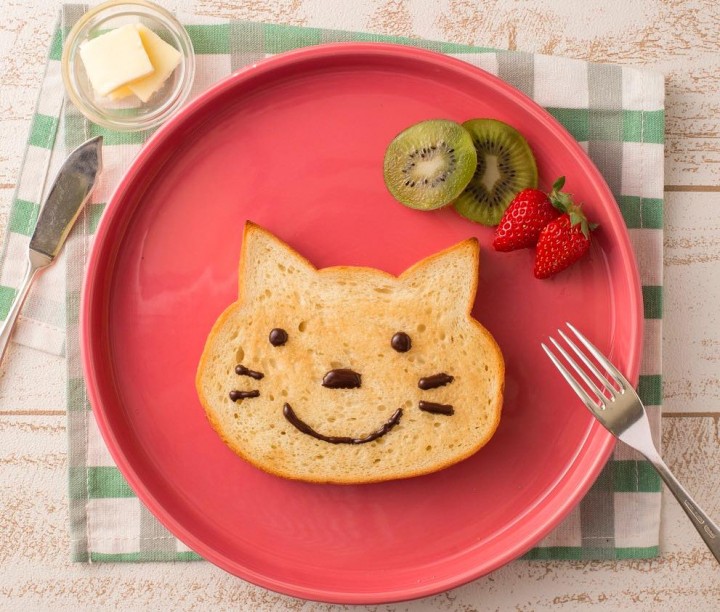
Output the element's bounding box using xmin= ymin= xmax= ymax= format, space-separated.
xmin=107 ymin=85 xmax=134 ymax=101
xmin=79 ymin=24 xmax=154 ymax=96
xmin=127 ymin=25 xmax=182 ymax=103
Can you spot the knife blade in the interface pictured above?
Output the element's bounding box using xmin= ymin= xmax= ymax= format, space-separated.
xmin=30 ymin=135 xmax=103 ymax=260
xmin=0 ymin=136 xmax=103 ymax=363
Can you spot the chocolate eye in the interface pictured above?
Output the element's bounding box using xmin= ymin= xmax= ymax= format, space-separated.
xmin=391 ymin=331 xmax=411 ymax=353
xmin=269 ymin=328 xmax=288 ymax=346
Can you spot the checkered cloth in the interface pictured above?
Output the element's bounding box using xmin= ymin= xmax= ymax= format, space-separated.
xmin=0 ymin=5 xmax=664 ymax=563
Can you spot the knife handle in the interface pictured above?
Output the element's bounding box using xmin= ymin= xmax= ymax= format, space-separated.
xmin=0 ymin=255 xmax=47 ymax=365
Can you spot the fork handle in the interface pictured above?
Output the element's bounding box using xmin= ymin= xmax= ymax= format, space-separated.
xmin=648 ymin=454 xmax=720 ymax=564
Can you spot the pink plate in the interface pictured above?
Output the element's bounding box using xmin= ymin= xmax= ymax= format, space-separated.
xmin=82 ymin=44 xmax=642 ymax=604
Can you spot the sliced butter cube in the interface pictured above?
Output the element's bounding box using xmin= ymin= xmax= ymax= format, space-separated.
xmin=107 ymin=85 xmax=134 ymax=101
xmin=127 ymin=25 xmax=182 ymax=103
xmin=79 ymin=24 xmax=154 ymax=96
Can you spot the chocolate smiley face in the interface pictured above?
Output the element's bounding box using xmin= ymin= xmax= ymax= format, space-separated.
xmin=196 ymin=223 xmax=504 ymax=484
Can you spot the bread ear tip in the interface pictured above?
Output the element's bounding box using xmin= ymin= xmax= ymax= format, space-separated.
xmin=456 ymin=236 xmax=480 ymax=261
xmin=243 ymin=221 xmax=283 ymax=247
xmin=243 ymin=220 xmax=263 ymax=234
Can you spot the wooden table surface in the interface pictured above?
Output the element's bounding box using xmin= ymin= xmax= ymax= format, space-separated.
xmin=1 ymin=1 xmax=719 ymax=609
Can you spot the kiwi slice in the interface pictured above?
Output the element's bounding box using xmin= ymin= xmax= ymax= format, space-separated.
xmin=383 ymin=119 xmax=477 ymax=210
xmin=454 ymin=118 xmax=538 ymax=225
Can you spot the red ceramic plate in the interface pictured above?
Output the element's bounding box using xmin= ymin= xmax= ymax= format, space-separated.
xmin=82 ymin=44 xmax=642 ymax=604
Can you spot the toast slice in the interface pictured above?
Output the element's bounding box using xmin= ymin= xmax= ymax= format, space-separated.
xmin=196 ymin=222 xmax=504 ymax=483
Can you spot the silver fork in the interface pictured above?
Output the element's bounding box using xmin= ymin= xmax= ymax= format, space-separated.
xmin=543 ymin=322 xmax=720 ymax=564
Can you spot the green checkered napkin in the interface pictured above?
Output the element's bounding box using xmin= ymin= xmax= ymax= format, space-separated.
xmin=0 ymin=4 xmax=664 ymax=563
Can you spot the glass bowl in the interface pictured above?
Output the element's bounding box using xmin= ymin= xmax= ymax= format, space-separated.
xmin=61 ymin=0 xmax=195 ymax=132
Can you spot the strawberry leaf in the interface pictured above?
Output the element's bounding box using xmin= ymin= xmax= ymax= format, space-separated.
xmin=548 ymin=177 xmax=574 ymax=213
xmin=568 ymin=209 xmax=584 ymax=226
xmin=551 ymin=192 xmax=572 ymax=212
xmin=566 ymin=205 xmax=597 ymax=238
xmin=546 ymin=176 xmax=599 ymax=238
xmin=580 ymin=219 xmax=590 ymax=238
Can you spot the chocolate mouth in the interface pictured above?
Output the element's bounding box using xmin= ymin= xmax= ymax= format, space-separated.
xmin=282 ymin=403 xmax=403 ymax=445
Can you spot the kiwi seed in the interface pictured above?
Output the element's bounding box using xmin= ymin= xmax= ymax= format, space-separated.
xmin=453 ymin=118 xmax=538 ymax=225
xmin=383 ymin=119 xmax=477 ymax=211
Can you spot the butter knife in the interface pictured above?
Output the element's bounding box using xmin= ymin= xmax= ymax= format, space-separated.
xmin=0 ymin=136 xmax=103 ymax=364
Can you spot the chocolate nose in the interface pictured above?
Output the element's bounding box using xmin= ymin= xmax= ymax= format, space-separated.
xmin=322 ymin=368 xmax=362 ymax=389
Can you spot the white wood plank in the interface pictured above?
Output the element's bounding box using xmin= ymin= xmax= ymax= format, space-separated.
xmin=664 ymin=191 xmax=720 ymax=414
xmin=2 ymin=0 xmax=720 ymax=212
xmin=295 ymin=0 xmax=720 ymax=185
xmin=0 ymin=343 xmax=65 ymax=412
xmin=2 ymin=0 xmax=720 ymax=609
xmin=2 ymin=414 xmax=719 ymax=610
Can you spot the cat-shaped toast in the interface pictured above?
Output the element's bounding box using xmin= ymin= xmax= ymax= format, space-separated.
xmin=196 ymin=222 xmax=504 ymax=483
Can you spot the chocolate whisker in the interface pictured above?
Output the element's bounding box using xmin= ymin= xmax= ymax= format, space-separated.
xmin=235 ymin=364 xmax=264 ymax=380
xmin=418 ymin=373 xmax=454 ymax=390
xmin=419 ymin=401 xmax=454 ymax=416
xmin=229 ymin=390 xmax=260 ymax=401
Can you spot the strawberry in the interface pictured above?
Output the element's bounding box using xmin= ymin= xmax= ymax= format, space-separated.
xmin=492 ymin=177 xmax=572 ymax=251
xmin=533 ymin=205 xmax=597 ymax=279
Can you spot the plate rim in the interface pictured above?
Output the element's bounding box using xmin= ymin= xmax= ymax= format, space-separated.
xmin=80 ymin=42 xmax=643 ymax=604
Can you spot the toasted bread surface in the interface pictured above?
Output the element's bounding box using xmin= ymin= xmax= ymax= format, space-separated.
xmin=196 ymin=222 xmax=504 ymax=483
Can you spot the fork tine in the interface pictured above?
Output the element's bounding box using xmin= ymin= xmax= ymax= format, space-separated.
xmin=541 ymin=342 xmax=601 ymax=411
xmin=557 ymin=329 xmax=618 ymax=397
xmin=566 ymin=322 xmax=625 ymax=388
xmin=548 ymin=337 xmax=607 ymax=405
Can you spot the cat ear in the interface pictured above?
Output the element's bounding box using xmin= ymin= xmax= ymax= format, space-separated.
xmin=399 ymin=238 xmax=480 ymax=314
xmin=238 ymin=222 xmax=316 ymax=303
